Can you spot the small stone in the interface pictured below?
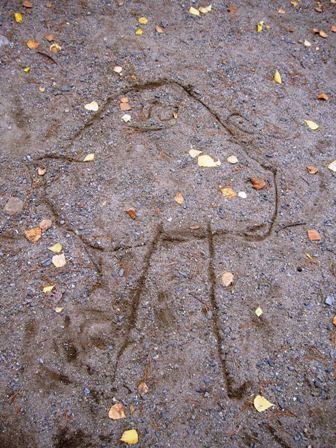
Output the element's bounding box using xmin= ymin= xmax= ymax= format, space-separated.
xmin=325 ymin=295 xmax=334 ymax=306
xmin=4 ymin=197 xmax=24 ymax=215
xmin=238 ymin=191 xmax=247 ymax=199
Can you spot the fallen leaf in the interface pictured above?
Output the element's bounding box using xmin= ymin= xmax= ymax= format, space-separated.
xmin=120 ymin=96 xmax=129 ymax=103
xmin=122 ymin=114 xmax=131 ymax=122
xmin=250 ymin=177 xmax=266 ymax=190
xmin=37 ymin=166 xmax=46 ymax=175
xmin=23 ymin=0 xmax=33 ymax=8
xmin=43 ymin=285 xmax=55 ymax=293
xmin=24 ymin=227 xmax=42 ymax=243
xmin=138 ymin=17 xmax=148 ymax=24
xmin=227 ymin=5 xmax=238 ymax=13
xmin=256 ymin=21 xmax=264 ymax=33
xmin=120 ymin=429 xmax=139 ymax=445
xmin=39 ymin=218 xmax=52 ymax=231
xmin=129 ymin=404 xmax=136 ymax=415
xmin=227 ymin=155 xmax=238 ymax=164
xmin=4 ymin=197 xmax=24 ymax=215
xmin=315 ymin=3 xmax=323 ymax=12
xmin=174 ymin=192 xmax=184 ymax=205
xmin=23 ymin=66 xmax=30 ymax=73
xmin=317 ymin=92 xmax=329 ymax=101
xmin=304 ymin=120 xmax=319 ymax=130
xmin=189 ymin=148 xmax=202 ymax=158
xmin=50 ymin=43 xmax=61 ymax=53
xmin=189 ymin=6 xmax=200 ymax=16
xmin=108 ymin=403 xmax=126 ymax=420
xmin=319 ymin=30 xmax=327 ymax=38
xmin=45 ymin=33 xmax=55 ymax=42
xmin=84 ymin=101 xmax=99 ymax=112
xmin=38 ymin=86 xmax=45 ymax=93
xmin=55 ymin=307 xmax=64 ymax=313
xmin=199 ymin=5 xmax=212 ymax=14
xmin=197 ymin=154 xmax=221 ymax=167
xmin=83 ymin=153 xmax=95 ymax=162
xmin=113 ymin=65 xmax=123 ymax=73
xmin=135 ymin=27 xmax=143 ymax=35
xmin=273 ymin=70 xmax=282 ymax=84
xmin=303 ymin=39 xmax=311 ymax=47
xmin=238 ymin=191 xmax=247 ymax=199
xmin=277 ymin=7 xmax=286 ymax=13
xmin=48 ymin=243 xmax=63 ymax=253
xmin=254 ymin=395 xmax=273 ymax=412
xmin=14 ymin=12 xmax=23 ymax=23
xmin=327 ymin=160 xmax=336 ymax=172
xmin=138 ymin=381 xmax=149 ymax=395
xmin=27 ymin=39 xmax=39 ymax=49
xmin=307 ymin=229 xmax=321 ymax=242
xmin=126 ymin=208 xmax=137 ymax=220
xmin=255 ymin=306 xmax=263 ymax=317
xmin=220 ymin=187 xmax=237 ymax=199
xmin=155 ymin=25 xmax=164 ymax=33
xmin=52 ymin=253 xmax=66 ymax=268
xmin=306 ymin=165 xmax=318 ymax=174
xmin=120 ymin=102 xmax=131 ymax=111
xmin=332 ymin=25 xmax=336 ymax=33
xmin=333 ymin=316 xmax=336 ymax=327
xmin=221 ymin=271 xmax=234 ymax=287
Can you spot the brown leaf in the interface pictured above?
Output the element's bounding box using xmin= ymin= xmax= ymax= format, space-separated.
xmin=120 ymin=102 xmax=131 ymax=111
xmin=39 ymin=218 xmax=52 ymax=231
xmin=333 ymin=316 xmax=336 ymax=327
xmin=331 ymin=25 xmax=336 ymax=33
xmin=45 ymin=33 xmax=55 ymax=42
xmin=155 ymin=25 xmax=165 ymax=33
xmin=318 ymin=30 xmax=328 ymax=38
xmin=307 ymin=229 xmax=321 ymax=242
xmin=27 ymin=39 xmax=39 ymax=49
xmin=174 ymin=192 xmax=184 ymax=205
xmin=23 ymin=0 xmax=33 ymax=8
xmin=306 ymin=165 xmax=318 ymax=174
xmin=220 ymin=186 xmax=237 ymax=199
xmin=120 ymin=96 xmax=129 ymax=103
xmin=24 ymin=227 xmax=42 ymax=243
xmin=37 ymin=166 xmax=46 ymax=176
xmin=317 ymin=92 xmax=329 ymax=101
xmin=138 ymin=381 xmax=149 ymax=395
xmin=126 ymin=208 xmax=137 ymax=220
xmin=108 ymin=403 xmax=126 ymax=420
xmin=250 ymin=177 xmax=266 ymax=190
xmin=227 ymin=4 xmax=238 ymax=13
xmin=50 ymin=43 xmax=61 ymax=53
xmin=221 ymin=271 xmax=234 ymax=287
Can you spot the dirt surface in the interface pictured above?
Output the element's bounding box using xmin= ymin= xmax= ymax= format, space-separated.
xmin=1 ymin=1 xmax=336 ymax=447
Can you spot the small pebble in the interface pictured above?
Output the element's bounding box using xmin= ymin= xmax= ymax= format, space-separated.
xmin=325 ymin=295 xmax=334 ymax=306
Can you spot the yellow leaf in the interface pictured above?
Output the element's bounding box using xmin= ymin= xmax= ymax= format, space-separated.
xmin=43 ymin=285 xmax=55 ymax=293
xmin=23 ymin=66 xmax=30 ymax=73
xmin=254 ymin=395 xmax=273 ymax=412
xmin=50 ymin=43 xmax=61 ymax=53
xmin=328 ymin=160 xmax=336 ymax=172
xmin=27 ymin=39 xmax=39 ymax=49
xmin=120 ymin=429 xmax=139 ymax=445
xmin=273 ymin=70 xmax=282 ymax=84
xmin=14 ymin=12 xmax=23 ymax=23
xmin=304 ymin=120 xmax=319 ymax=130
xmin=135 ymin=27 xmax=143 ymax=35
xmin=189 ymin=148 xmax=202 ymax=158
xmin=55 ymin=307 xmax=64 ymax=313
xmin=108 ymin=403 xmax=126 ymax=420
xmin=189 ymin=6 xmax=200 ymax=16
xmin=138 ymin=17 xmax=148 ymax=24
xmin=24 ymin=227 xmax=42 ymax=243
xmin=197 ymin=154 xmax=221 ymax=167
xmin=39 ymin=86 xmax=45 ymax=93
xmin=199 ymin=5 xmax=212 ymax=14
xmin=84 ymin=101 xmax=99 ymax=111
xmin=48 ymin=243 xmax=63 ymax=253
xmin=174 ymin=192 xmax=184 ymax=205
xmin=52 ymin=253 xmax=66 ymax=268
xmin=83 ymin=153 xmax=95 ymax=162
xmin=220 ymin=187 xmax=237 ymax=199
xmin=221 ymin=271 xmax=234 ymax=287
xmin=255 ymin=306 xmax=263 ymax=317
xmin=256 ymin=21 xmax=263 ymax=32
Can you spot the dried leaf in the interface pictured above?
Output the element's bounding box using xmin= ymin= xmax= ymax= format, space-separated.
xmin=23 ymin=0 xmax=33 ymax=8
xmin=273 ymin=70 xmax=282 ymax=84
xmin=24 ymin=227 xmax=42 ymax=243
xmin=317 ymin=92 xmax=329 ymax=101
xmin=327 ymin=160 xmax=336 ymax=172
xmin=52 ymin=253 xmax=66 ymax=268
xmin=84 ymin=101 xmax=99 ymax=112
xmin=83 ymin=153 xmax=95 ymax=162
xmin=120 ymin=96 xmax=129 ymax=103
xmin=306 ymin=165 xmax=318 ymax=174
xmin=307 ymin=229 xmax=321 ymax=242
xmin=55 ymin=307 xmax=64 ymax=313
xmin=189 ymin=6 xmax=200 ymax=16
xmin=189 ymin=148 xmax=202 ymax=158
xmin=120 ymin=102 xmax=131 ymax=111
xmin=220 ymin=187 xmax=237 ymax=199
xmin=255 ymin=306 xmax=263 ymax=317
xmin=254 ymin=395 xmax=273 ymax=412
xmin=197 ymin=154 xmax=221 ymax=167
xmin=319 ymin=30 xmax=327 ymax=38
xmin=331 ymin=25 xmax=336 ymax=33
xmin=43 ymin=285 xmax=55 ymax=293
xmin=174 ymin=192 xmax=184 ymax=205
xmin=135 ymin=27 xmax=143 ymax=36
xmin=50 ymin=43 xmax=61 ymax=53
xmin=39 ymin=219 xmax=52 ymax=231
xmin=278 ymin=7 xmax=286 ymax=13
xmin=250 ymin=177 xmax=266 ymax=190
xmin=228 ymin=5 xmax=238 ymax=13
xmin=155 ymin=25 xmax=164 ymax=33
xmin=48 ymin=243 xmax=63 ymax=253
xmin=122 ymin=114 xmax=131 ymax=122
xmin=304 ymin=120 xmax=319 ymax=130
xmin=45 ymin=33 xmax=55 ymax=42
xmin=199 ymin=5 xmax=212 ymax=14
xmin=108 ymin=403 xmax=126 ymax=420
xmin=23 ymin=66 xmax=30 ymax=73
xmin=221 ymin=271 xmax=234 ymax=287
xmin=138 ymin=17 xmax=148 ymax=24
xmin=120 ymin=429 xmax=139 ymax=445
xmin=39 ymin=86 xmax=45 ymax=93
xmin=256 ymin=21 xmax=263 ymax=33
xmin=138 ymin=381 xmax=149 ymax=395
xmin=227 ymin=155 xmax=238 ymax=164
xmin=27 ymin=39 xmax=39 ymax=49
xmin=333 ymin=316 xmax=336 ymax=327
xmin=113 ymin=65 xmax=123 ymax=73
xmin=14 ymin=12 xmax=23 ymax=23
xmin=37 ymin=166 xmax=46 ymax=175
xmin=126 ymin=208 xmax=137 ymax=220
